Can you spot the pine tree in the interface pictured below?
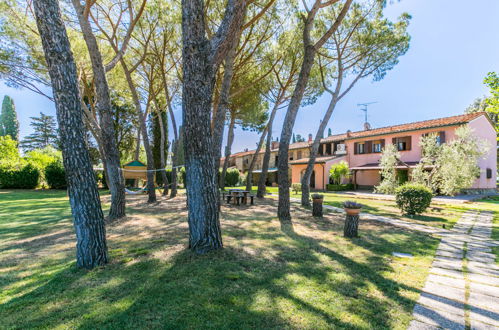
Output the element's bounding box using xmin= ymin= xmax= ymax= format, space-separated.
xmin=328 ymin=128 xmax=332 ymax=137
xmin=150 ymin=110 xmax=169 ymax=184
xmin=292 ymin=133 xmax=296 ymax=143
xmin=20 ymin=112 xmax=58 ymax=151
xmin=0 ymin=95 xmax=20 ymax=141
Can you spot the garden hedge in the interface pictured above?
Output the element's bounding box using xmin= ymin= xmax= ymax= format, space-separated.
xmin=0 ymin=164 xmax=40 ymax=189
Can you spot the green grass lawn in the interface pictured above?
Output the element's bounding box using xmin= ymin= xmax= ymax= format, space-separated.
xmin=249 ymin=187 xmax=465 ymax=229
xmin=0 ymin=189 xmax=468 ymax=329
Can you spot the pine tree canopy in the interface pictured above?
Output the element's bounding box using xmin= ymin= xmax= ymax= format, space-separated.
xmin=20 ymin=112 xmax=58 ymax=151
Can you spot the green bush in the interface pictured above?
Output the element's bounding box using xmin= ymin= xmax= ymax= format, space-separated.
xmin=45 ymin=161 xmax=67 ymax=189
xmin=326 ymin=183 xmax=353 ymax=191
xmin=0 ymin=164 xmax=40 ymax=189
xmin=225 ymin=168 xmax=240 ymax=187
xmin=395 ymin=183 xmax=433 ymax=215
xmin=291 ymin=183 xmax=301 ymax=194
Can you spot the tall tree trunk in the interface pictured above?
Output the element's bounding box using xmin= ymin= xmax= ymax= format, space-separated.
xmin=212 ymin=29 xmax=241 ymax=173
xmin=220 ymin=114 xmax=236 ymax=190
xmin=276 ymin=0 xmax=352 ymax=221
xmin=247 ymin=100 xmax=280 ymax=192
xmin=162 ymin=77 xmax=179 ymax=198
xmin=157 ymin=108 xmax=170 ymax=196
xmin=257 ymin=123 xmax=273 ymax=198
xmin=301 ymin=74 xmax=343 ymax=206
xmin=245 ymin=127 xmax=267 ymax=192
xmin=121 ymin=61 xmax=157 ymax=203
xmin=182 ymin=0 xmax=222 ymax=253
xmin=182 ymin=0 xmax=246 ymax=253
xmin=170 ymin=140 xmax=179 ymax=198
xmin=277 ymin=45 xmax=317 ymax=221
xmin=134 ymin=128 xmax=141 ymax=160
xmin=72 ymin=0 xmax=126 ymax=220
xmin=33 ymin=0 xmax=107 ymax=268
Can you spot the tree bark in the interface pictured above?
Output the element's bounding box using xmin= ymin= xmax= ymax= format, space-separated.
xmin=212 ymin=28 xmax=242 ymax=174
xmin=156 ymin=108 xmax=169 ymax=196
xmin=301 ymin=93 xmax=340 ymax=207
xmin=72 ymin=0 xmax=126 ymax=220
xmin=248 ymin=100 xmax=280 ymax=192
xmin=277 ymin=0 xmax=352 ymax=221
xmin=121 ymin=61 xmax=156 ymax=203
xmin=257 ymin=122 xmax=273 ymax=198
xmin=220 ymin=114 xmax=236 ymax=190
xmin=312 ymin=198 xmax=323 ymax=217
xmin=33 ymin=0 xmax=107 ymax=269
xmin=162 ymin=78 xmax=179 ymax=198
xmin=344 ymin=214 xmax=359 ymax=238
xmin=245 ymin=127 xmax=267 ymax=192
xmin=170 ymin=140 xmax=179 ymax=198
xmin=277 ymin=45 xmax=317 ymax=221
xmin=134 ymin=128 xmax=141 ymax=161
xmin=182 ymin=0 xmax=246 ymax=253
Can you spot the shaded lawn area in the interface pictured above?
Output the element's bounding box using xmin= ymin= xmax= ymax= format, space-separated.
xmin=246 ymin=187 xmax=465 ymax=229
xmin=0 ymin=189 xmax=441 ymax=329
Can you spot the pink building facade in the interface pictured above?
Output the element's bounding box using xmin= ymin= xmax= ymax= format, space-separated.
xmin=344 ymin=113 xmax=496 ymax=191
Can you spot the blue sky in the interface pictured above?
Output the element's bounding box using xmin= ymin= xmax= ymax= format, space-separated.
xmin=1 ymin=0 xmax=498 ymax=152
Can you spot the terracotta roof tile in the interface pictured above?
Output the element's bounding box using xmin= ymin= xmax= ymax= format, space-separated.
xmin=346 ymin=112 xmax=487 ymax=140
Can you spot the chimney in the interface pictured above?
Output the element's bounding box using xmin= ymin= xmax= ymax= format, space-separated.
xmin=244 ymin=148 xmax=248 ymax=152
xmin=308 ymin=134 xmax=313 ymax=142
xmin=346 ymin=130 xmax=351 ymax=137
xmin=271 ymin=141 xmax=279 ymax=149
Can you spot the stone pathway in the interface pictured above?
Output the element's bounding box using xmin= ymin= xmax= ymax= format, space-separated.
xmin=408 ymin=211 xmax=499 ymax=330
xmin=284 ymin=195 xmax=498 ymax=328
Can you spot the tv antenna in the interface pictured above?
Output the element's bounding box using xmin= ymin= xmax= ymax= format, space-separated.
xmin=357 ymin=102 xmax=378 ymax=124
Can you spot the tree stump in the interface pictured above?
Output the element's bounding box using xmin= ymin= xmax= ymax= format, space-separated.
xmin=312 ymin=198 xmax=323 ymax=217
xmin=344 ymin=214 xmax=359 ymax=238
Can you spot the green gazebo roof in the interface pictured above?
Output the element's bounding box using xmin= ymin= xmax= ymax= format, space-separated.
xmin=123 ymin=160 xmax=146 ymax=167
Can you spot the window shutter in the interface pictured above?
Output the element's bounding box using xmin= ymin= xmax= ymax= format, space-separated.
xmin=439 ymin=131 xmax=446 ymax=144
xmin=392 ymin=137 xmax=397 ymax=145
xmin=381 ymin=139 xmax=385 ymax=149
xmin=354 ymin=142 xmax=358 ymax=155
xmin=366 ymin=141 xmax=373 ymax=153
xmin=407 ymin=136 xmax=412 ymax=150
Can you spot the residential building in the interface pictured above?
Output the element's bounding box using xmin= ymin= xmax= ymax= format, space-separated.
xmin=223 ymin=112 xmax=497 ymax=192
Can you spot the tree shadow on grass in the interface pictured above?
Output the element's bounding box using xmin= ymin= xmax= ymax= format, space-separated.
xmin=1 ymin=196 xmax=437 ymax=329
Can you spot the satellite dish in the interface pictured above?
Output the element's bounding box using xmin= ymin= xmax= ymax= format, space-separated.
xmin=364 ymin=122 xmax=371 ymax=131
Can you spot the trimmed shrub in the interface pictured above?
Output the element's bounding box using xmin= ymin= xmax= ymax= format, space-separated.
xmin=291 ymin=183 xmax=301 ymax=194
xmin=326 ymin=183 xmax=354 ymax=191
xmin=225 ymin=168 xmax=240 ymax=187
xmin=395 ymin=183 xmax=433 ymax=215
xmin=0 ymin=164 xmax=40 ymax=189
xmin=45 ymin=161 xmax=67 ymax=189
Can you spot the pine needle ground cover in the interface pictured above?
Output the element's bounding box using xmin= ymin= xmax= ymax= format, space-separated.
xmin=0 ymin=189 xmax=445 ymax=329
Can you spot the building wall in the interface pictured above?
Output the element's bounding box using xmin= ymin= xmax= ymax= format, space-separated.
xmin=355 ymin=170 xmax=380 ymax=187
xmin=346 ymin=115 xmax=497 ymax=189
xmin=290 ymin=156 xmax=347 ymax=190
xmin=468 ymin=115 xmax=497 ymax=189
xmin=346 ymin=125 xmax=460 ymax=168
xmin=291 ymin=163 xmax=326 ymax=190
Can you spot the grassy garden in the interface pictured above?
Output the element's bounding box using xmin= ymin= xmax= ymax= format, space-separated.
xmin=0 ymin=189 xmax=447 ymax=329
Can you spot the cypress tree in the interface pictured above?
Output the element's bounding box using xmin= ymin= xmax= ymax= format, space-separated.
xmin=0 ymin=95 xmax=20 ymax=142
xmin=150 ymin=110 xmax=169 ymax=184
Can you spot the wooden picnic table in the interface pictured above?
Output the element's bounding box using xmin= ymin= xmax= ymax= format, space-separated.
xmin=227 ymin=189 xmax=250 ymax=205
